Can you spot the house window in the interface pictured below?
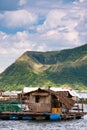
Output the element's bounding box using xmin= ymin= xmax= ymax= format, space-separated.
xmin=35 ymin=96 xmax=40 ymax=103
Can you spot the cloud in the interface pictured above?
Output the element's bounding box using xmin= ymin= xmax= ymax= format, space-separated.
xmin=0 ymin=0 xmax=87 ymax=72
xmin=37 ymin=10 xmax=66 ymax=33
xmin=79 ymin=0 xmax=86 ymax=3
xmin=0 ymin=10 xmax=38 ymax=28
xmin=0 ymin=0 xmax=87 ymax=54
xmin=0 ymin=0 xmax=82 ymax=12
xmin=0 ymin=0 xmax=87 ymax=50
xmin=0 ymin=31 xmax=31 ymax=55
xmin=37 ymin=9 xmax=79 ymax=46
xmin=36 ymin=0 xmax=87 ymax=47
xmin=18 ymin=0 xmax=27 ymax=6
xmin=0 ymin=30 xmax=47 ymax=56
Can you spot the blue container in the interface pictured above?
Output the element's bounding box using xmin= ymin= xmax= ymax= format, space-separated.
xmin=22 ymin=116 xmax=32 ymax=120
xmin=9 ymin=115 xmax=19 ymax=120
xmin=50 ymin=114 xmax=61 ymax=121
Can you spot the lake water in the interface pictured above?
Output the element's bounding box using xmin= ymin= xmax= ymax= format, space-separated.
xmin=0 ymin=104 xmax=87 ymax=130
xmin=0 ymin=116 xmax=87 ymax=130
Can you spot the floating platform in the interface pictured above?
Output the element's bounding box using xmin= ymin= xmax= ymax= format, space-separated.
xmin=0 ymin=111 xmax=85 ymax=121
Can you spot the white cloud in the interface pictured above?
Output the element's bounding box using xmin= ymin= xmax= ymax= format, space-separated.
xmin=18 ymin=0 xmax=27 ymax=6
xmin=37 ymin=0 xmax=87 ymax=47
xmin=37 ymin=9 xmax=66 ymax=33
xmin=0 ymin=0 xmax=87 ymax=53
xmin=79 ymin=0 xmax=86 ymax=3
xmin=37 ymin=9 xmax=79 ymax=46
xmin=0 ymin=0 xmax=87 ymax=72
xmin=0 ymin=9 xmax=37 ymax=28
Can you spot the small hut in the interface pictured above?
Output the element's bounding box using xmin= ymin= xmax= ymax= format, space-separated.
xmin=18 ymin=88 xmax=75 ymax=114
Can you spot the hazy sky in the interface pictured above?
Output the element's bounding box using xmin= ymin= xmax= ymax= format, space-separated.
xmin=0 ymin=0 xmax=87 ymax=73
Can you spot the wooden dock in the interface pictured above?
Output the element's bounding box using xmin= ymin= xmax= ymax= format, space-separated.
xmin=0 ymin=111 xmax=85 ymax=120
xmin=0 ymin=88 xmax=86 ymax=121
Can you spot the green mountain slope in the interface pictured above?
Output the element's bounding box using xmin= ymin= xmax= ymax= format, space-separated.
xmin=0 ymin=44 xmax=87 ymax=90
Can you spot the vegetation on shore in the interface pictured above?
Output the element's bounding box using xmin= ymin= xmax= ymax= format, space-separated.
xmin=0 ymin=44 xmax=87 ymax=90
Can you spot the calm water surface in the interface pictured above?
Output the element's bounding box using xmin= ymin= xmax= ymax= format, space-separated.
xmin=0 ymin=105 xmax=87 ymax=130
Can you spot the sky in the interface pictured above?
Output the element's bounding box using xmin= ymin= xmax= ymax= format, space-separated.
xmin=0 ymin=0 xmax=87 ymax=73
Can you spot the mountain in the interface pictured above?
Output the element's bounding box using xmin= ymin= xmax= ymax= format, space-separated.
xmin=0 ymin=44 xmax=87 ymax=90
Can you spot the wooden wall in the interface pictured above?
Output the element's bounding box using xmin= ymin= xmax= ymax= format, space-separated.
xmin=28 ymin=92 xmax=51 ymax=112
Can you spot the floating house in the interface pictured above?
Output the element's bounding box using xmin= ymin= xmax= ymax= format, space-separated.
xmin=18 ymin=88 xmax=76 ymax=114
xmin=0 ymin=88 xmax=85 ymax=120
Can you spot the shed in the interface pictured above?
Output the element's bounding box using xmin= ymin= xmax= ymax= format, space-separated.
xmin=18 ymin=88 xmax=75 ymax=113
